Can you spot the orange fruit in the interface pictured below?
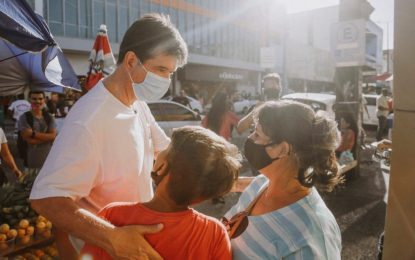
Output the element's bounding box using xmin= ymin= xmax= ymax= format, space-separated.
xmin=45 ymin=221 xmax=52 ymax=230
xmin=34 ymin=249 xmax=45 ymax=257
xmin=0 ymin=234 xmax=6 ymax=242
xmin=19 ymin=235 xmax=30 ymax=245
xmin=17 ymin=228 xmax=26 ymax=238
xmin=36 ymin=221 xmax=46 ymax=229
xmin=19 ymin=219 xmax=30 ymax=229
xmin=6 ymin=229 xmax=17 ymax=239
xmin=0 ymin=224 xmax=10 ymax=234
xmin=36 ymin=215 xmax=47 ymax=223
xmin=26 ymin=226 xmax=35 ymax=236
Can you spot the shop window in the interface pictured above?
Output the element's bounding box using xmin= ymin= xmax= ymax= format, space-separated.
xmin=118 ymin=0 xmax=129 ymax=42
xmin=92 ymin=0 xmax=104 ymax=35
xmin=105 ymin=1 xmax=117 ymax=42
xmin=47 ymin=0 xmax=64 ymax=36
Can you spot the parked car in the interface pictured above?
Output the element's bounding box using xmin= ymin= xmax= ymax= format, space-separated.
xmin=164 ymin=96 xmax=204 ymax=114
xmin=363 ymin=94 xmax=378 ymax=126
xmin=281 ymin=93 xmax=336 ymax=119
xmin=55 ymin=101 xmax=201 ymax=137
xmin=233 ymin=99 xmax=258 ymax=115
xmin=147 ymin=100 xmax=201 ymax=137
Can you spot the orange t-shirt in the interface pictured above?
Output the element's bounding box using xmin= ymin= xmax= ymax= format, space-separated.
xmin=81 ymin=202 xmax=231 ymax=260
xmin=336 ymin=128 xmax=356 ymax=152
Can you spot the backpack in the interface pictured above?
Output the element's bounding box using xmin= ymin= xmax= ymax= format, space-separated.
xmin=17 ymin=110 xmax=52 ymax=167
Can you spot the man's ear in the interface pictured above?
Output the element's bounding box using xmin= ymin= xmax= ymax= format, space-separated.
xmin=123 ymin=51 xmax=137 ymax=69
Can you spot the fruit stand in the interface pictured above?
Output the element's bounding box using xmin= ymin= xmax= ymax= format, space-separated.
xmin=0 ymin=173 xmax=58 ymax=259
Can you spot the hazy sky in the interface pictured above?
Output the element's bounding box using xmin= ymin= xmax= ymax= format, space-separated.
xmin=285 ymin=0 xmax=394 ymax=50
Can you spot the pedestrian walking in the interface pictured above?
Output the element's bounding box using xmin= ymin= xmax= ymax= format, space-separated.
xmin=376 ymin=88 xmax=390 ymax=141
xmin=202 ymin=92 xmax=241 ymax=142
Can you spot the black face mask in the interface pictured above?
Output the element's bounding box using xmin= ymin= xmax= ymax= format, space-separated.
xmin=244 ymin=138 xmax=280 ymax=171
xmin=263 ymin=88 xmax=280 ymax=100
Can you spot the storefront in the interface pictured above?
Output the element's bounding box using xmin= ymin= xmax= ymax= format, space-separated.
xmin=177 ymin=64 xmax=261 ymax=106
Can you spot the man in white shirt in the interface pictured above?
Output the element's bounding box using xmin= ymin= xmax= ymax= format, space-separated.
xmin=29 ymin=14 xmax=188 ymax=259
xmin=376 ymin=88 xmax=390 ymax=141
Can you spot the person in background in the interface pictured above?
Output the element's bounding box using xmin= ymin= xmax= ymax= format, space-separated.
xmin=81 ymin=126 xmax=241 ymax=260
xmin=202 ymin=92 xmax=241 ymax=204
xmin=0 ymin=127 xmax=23 ymax=184
xmin=336 ymin=116 xmax=356 ymax=155
xmin=8 ymin=94 xmax=31 ymax=126
xmin=29 ymin=13 xmax=188 ymax=259
xmin=172 ymin=89 xmax=191 ymax=108
xmin=202 ymin=92 xmax=241 ymax=142
xmin=46 ymin=93 xmax=59 ymax=116
xmin=17 ymin=91 xmax=57 ymax=173
xmin=223 ymin=100 xmax=342 ymax=259
xmin=376 ymin=88 xmax=390 ymax=141
xmin=237 ymin=73 xmax=282 ymax=133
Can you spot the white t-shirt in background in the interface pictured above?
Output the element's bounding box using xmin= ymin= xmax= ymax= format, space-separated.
xmin=376 ymin=95 xmax=389 ymax=118
xmin=9 ymin=100 xmax=31 ymax=120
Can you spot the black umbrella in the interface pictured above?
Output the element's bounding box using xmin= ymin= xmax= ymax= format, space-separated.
xmin=0 ymin=0 xmax=80 ymax=95
xmin=0 ymin=0 xmax=54 ymax=52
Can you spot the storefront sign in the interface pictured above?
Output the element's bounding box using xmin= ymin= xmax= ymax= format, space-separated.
xmin=331 ymin=19 xmax=382 ymax=69
xmin=180 ymin=64 xmax=257 ymax=83
xmin=219 ymin=72 xmax=244 ymax=80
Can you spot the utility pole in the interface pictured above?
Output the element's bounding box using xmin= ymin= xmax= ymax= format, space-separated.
xmin=334 ymin=0 xmax=375 ymax=176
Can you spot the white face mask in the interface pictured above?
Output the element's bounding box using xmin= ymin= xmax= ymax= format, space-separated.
xmin=126 ymin=61 xmax=171 ymax=102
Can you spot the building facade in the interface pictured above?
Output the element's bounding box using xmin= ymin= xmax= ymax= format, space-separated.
xmin=286 ymin=6 xmax=339 ymax=93
xmin=28 ymin=0 xmax=286 ymax=105
xmin=286 ymin=5 xmax=383 ymax=94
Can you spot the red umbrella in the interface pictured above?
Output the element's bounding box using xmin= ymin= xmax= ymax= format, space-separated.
xmin=85 ymin=24 xmax=115 ymax=90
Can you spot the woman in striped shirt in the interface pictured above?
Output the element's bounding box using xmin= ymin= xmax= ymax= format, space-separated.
xmin=223 ymin=100 xmax=342 ymax=259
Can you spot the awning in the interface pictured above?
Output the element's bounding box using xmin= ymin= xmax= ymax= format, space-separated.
xmin=373 ymin=72 xmax=392 ymax=82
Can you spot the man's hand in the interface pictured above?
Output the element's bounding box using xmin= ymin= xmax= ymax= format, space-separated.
xmin=107 ymin=224 xmax=164 ymax=260
xmin=13 ymin=169 xmax=23 ymax=178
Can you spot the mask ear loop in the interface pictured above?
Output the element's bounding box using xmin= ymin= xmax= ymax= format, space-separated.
xmin=124 ymin=61 xmax=139 ymax=106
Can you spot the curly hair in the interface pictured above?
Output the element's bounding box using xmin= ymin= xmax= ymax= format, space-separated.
xmin=165 ymin=126 xmax=241 ymax=205
xmin=254 ymin=100 xmax=343 ymax=192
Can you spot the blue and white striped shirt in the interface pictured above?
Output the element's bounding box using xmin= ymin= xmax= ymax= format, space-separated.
xmin=225 ymin=175 xmax=341 ymax=260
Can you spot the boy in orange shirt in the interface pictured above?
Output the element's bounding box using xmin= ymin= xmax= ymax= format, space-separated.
xmin=81 ymin=126 xmax=241 ymax=259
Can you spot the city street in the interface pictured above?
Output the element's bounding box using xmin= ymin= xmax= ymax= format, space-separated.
xmin=195 ymin=128 xmax=387 ymax=259
xmin=1 ymin=119 xmax=387 ymax=259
